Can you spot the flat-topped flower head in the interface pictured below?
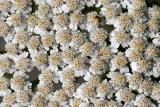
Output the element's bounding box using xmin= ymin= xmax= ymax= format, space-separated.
xmin=53 ymin=89 xmax=68 ymax=103
xmin=0 ymin=20 xmax=9 ymax=37
xmin=59 ymin=69 xmax=75 ymax=82
xmin=37 ymin=84 xmax=51 ymax=96
xmin=0 ymin=58 xmax=11 ymax=71
xmin=41 ymin=35 xmax=55 ymax=49
xmin=131 ymin=22 xmax=145 ymax=36
xmin=93 ymin=99 xmax=107 ymax=107
xmin=71 ymin=98 xmax=88 ymax=107
xmin=77 ymin=83 xmax=96 ymax=100
xmin=49 ymin=52 xmax=61 ymax=65
xmin=0 ymin=1 xmax=11 ymax=12
xmin=110 ymin=30 xmax=129 ymax=49
xmin=89 ymin=58 xmax=105 ymax=74
xmin=62 ymin=82 xmax=75 ymax=96
xmin=106 ymin=100 xmax=118 ymax=107
xmin=79 ymin=42 xmax=94 ymax=56
xmin=8 ymin=13 xmax=22 ymax=26
xmin=32 ymin=95 xmax=44 ymax=107
xmin=37 ymin=4 xmax=49 ymax=16
xmin=148 ymin=5 xmax=160 ymax=19
xmin=125 ymin=48 xmax=142 ymax=62
xmin=53 ymin=14 xmax=68 ymax=30
xmin=97 ymin=80 xmax=113 ymax=98
xmin=5 ymin=44 xmax=17 ymax=55
xmin=87 ymin=11 xmax=100 ymax=31
xmin=55 ymin=30 xmax=71 ymax=46
xmin=129 ymin=37 xmax=145 ymax=51
xmin=111 ymin=53 xmax=128 ymax=71
xmin=13 ymin=0 xmax=30 ymax=10
xmin=16 ymin=90 xmax=30 ymax=104
xmin=69 ymin=12 xmax=83 ymax=30
xmin=107 ymin=72 xmax=126 ymax=90
xmin=115 ymin=13 xmax=132 ymax=30
xmin=90 ymin=28 xmax=107 ymax=44
xmin=84 ymin=73 xmax=101 ymax=87
xmin=11 ymin=76 xmax=25 ymax=91
xmin=71 ymin=57 xmax=85 ymax=72
xmin=132 ymin=0 xmax=146 ymax=10
xmin=138 ymin=80 xmax=153 ymax=95
xmin=2 ymin=93 xmax=16 ymax=107
xmin=69 ymin=98 xmax=81 ymax=107
xmin=62 ymin=49 xmax=74 ymax=63
xmin=145 ymin=45 xmax=158 ymax=59
xmin=151 ymin=83 xmax=160 ymax=102
xmin=27 ymin=15 xmax=37 ymax=26
xmin=15 ymin=57 xmax=30 ymax=70
xmin=70 ymin=31 xmax=85 ymax=49
xmin=0 ymin=77 xmax=9 ymax=90
xmin=0 ymin=77 xmax=10 ymax=96
xmin=32 ymin=53 xmax=47 ymax=65
xmin=147 ymin=18 xmax=159 ymax=32
xmin=131 ymin=59 xmax=149 ymax=73
xmin=49 ymin=0 xmax=63 ymax=8
xmin=11 ymin=52 xmax=29 ymax=70
xmin=69 ymin=12 xmax=83 ymax=25
xmin=134 ymin=94 xmax=151 ymax=107
xmin=39 ymin=70 xmax=54 ymax=84
xmin=126 ymin=73 xmax=142 ymax=90
xmin=27 ymin=36 xmax=40 ymax=49
xmin=114 ymin=31 xmax=128 ymax=44
xmin=13 ymin=31 xmax=28 ymax=44
xmin=116 ymin=88 xmax=134 ymax=102
xmin=129 ymin=8 xmax=145 ymax=21
xmin=66 ymin=0 xmax=78 ymax=11
xmin=97 ymin=46 xmax=111 ymax=60
xmin=48 ymin=101 xmax=59 ymax=107
xmin=87 ymin=11 xmax=99 ymax=24
xmin=37 ymin=18 xmax=50 ymax=30
xmin=101 ymin=5 xmax=120 ymax=20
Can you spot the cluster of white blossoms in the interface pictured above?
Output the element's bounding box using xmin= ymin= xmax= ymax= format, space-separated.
xmin=0 ymin=0 xmax=160 ymax=107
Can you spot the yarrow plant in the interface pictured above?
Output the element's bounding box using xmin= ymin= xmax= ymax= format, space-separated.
xmin=0 ymin=0 xmax=159 ymax=107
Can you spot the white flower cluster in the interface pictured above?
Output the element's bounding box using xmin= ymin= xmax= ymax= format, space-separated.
xmin=0 ymin=0 xmax=160 ymax=107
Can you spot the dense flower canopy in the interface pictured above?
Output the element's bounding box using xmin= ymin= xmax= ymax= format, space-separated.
xmin=0 ymin=0 xmax=160 ymax=107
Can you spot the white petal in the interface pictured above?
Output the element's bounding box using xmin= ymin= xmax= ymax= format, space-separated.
xmin=130 ymin=62 xmax=138 ymax=71
xmin=61 ymin=4 xmax=69 ymax=13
